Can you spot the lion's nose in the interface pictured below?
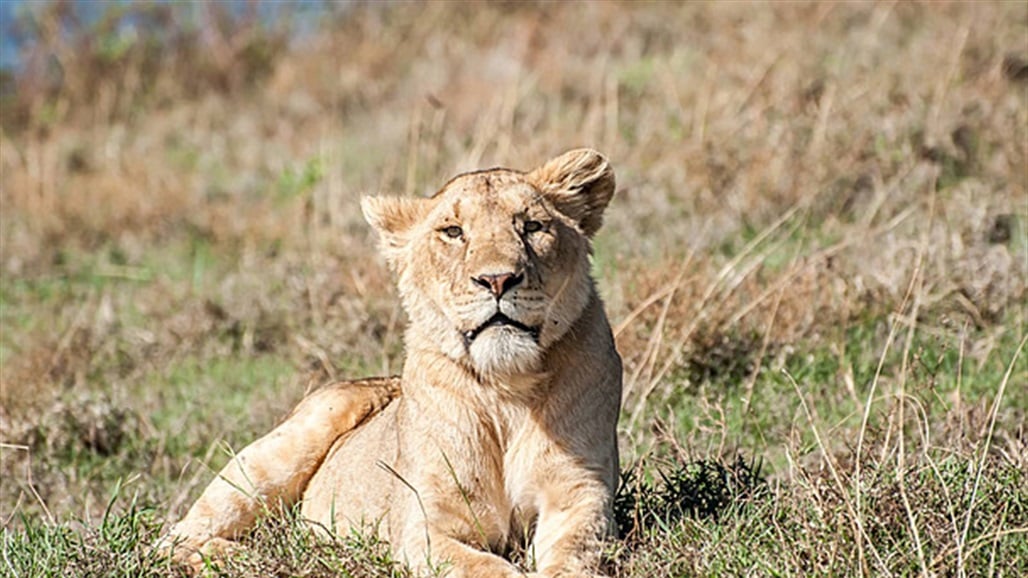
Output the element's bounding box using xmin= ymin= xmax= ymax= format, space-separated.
xmin=472 ymin=272 xmax=524 ymax=298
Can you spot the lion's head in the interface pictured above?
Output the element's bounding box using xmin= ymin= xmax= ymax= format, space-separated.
xmin=361 ymin=149 xmax=615 ymax=379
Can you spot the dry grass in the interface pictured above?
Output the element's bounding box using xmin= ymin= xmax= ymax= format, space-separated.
xmin=1 ymin=1 xmax=1026 ymax=576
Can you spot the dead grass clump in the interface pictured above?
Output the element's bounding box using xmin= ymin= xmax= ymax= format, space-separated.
xmin=25 ymin=392 xmax=142 ymax=458
xmin=787 ymin=445 xmax=1028 ymax=576
xmin=949 ymin=242 xmax=1026 ymax=327
xmin=0 ymin=121 xmax=314 ymax=276
xmin=3 ymin=1 xmax=287 ymax=134
xmin=868 ymin=463 xmax=982 ymax=564
xmin=681 ymin=329 xmax=766 ymax=389
xmin=617 ymin=249 xmax=870 ymax=408
xmin=1 ymin=309 xmax=104 ymax=419
xmin=0 ymin=390 xmax=149 ymax=527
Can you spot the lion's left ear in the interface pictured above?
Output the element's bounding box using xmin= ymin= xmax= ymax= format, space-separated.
xmin=361 ymin=196 xmax=431 ymax=259
xmin=527 ymin=148 xmax=615 ymax=237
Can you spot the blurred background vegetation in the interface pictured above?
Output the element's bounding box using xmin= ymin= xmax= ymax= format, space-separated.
xmin=0 ymin=1 xmax=1025 ymax=576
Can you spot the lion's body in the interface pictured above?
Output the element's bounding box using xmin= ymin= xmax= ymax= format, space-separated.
xmin=164 ymin=150 xmax=622 ymax=578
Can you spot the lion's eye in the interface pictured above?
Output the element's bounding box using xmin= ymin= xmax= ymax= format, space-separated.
xmin=442 ymin=225 xmax=463 ymax=239
xmin=523 ymin=220 xmax=543 ymax=234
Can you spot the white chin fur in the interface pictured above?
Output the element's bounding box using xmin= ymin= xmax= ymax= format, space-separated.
xmin=468 ymin=327 xmax=542 ymax=376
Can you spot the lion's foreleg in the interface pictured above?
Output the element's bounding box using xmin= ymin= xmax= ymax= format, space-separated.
xmin=529 ymin=475 xmax=612 ymax=578
xmin=160 ymin=378 xmax=399 ymax=569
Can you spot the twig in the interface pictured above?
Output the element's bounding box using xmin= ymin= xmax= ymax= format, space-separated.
xmin=894 ymin=186 xmax=933 ymax=578
xmin=627 ymin=203 xmax=806 ymax=428
xmin=785 ymin=368 xmax=888 ymax=576
xmin=959 ymin=333 xmax=1026 ymax=563
xmin=624 ymin=262 xmax=688 ymax=418
xmin=854 ymin=205 xmax=923 ymax=577
xmin=739 ymin=282 xmax=784 ymax=428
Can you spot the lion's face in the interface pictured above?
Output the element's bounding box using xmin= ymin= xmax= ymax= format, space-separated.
xmin=362 ymin=149 xmax=615 ymax=378
xmin=397 ymin=170 xmax=594 ymax=377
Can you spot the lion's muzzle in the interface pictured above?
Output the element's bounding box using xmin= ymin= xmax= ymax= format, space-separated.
xmin=462 ymin=312 xmax=541 ymax=346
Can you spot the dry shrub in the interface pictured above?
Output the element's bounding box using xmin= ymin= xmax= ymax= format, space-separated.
xmin=786 ymin=440 xmax=1028 ymax=576
xmin=616 ymin=248 xmax=870 ymax=401
xmin=9 ymin=392 xmax=142 ymax=458
xmin=613 ymin=455 xmax=768 ymax=547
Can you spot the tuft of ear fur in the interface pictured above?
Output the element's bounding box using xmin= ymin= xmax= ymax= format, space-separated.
xmin=527 ymin=148 xmax=615 ymax=237
xmin=361 ymin=196 xmax=431 ymax=257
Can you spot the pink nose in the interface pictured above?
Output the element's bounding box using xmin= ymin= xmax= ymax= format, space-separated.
xmin=472 ymin=272 xmax=523 ymax=298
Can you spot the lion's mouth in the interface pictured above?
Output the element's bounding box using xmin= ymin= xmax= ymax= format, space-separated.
xmin=463 ymin=313 xmax=540 ymax=345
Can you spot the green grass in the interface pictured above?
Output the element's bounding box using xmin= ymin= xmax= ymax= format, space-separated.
xmin=5 ymin=450 xmax=1023 ymax=577
xmin=139 ymin=355 xmax=297 ymax=453
xmin=653 ymin=310 xmax=1027 ymax=464
xmin=2 ymin=489 xmax=171 ymax=578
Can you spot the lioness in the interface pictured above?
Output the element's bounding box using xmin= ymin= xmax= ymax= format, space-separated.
xmin=164 ymin=149 xmax=622 ymax=577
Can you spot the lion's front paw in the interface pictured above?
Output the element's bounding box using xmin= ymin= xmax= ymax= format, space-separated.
xmin=157 ymin=535 xmax=243 ymax=575
xmin=188 ymin=537 xmax=244 ymax=574
xmin=530 ymin=571 xmax=610 ymax=578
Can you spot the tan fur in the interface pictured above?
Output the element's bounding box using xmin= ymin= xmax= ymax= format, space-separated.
xmin=161 ymin=149 xmax=622 ymax=578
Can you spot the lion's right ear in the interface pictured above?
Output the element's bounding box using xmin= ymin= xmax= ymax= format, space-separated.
xmin=361 ymin=196 xmax=431 ymax=256
xmin=527 ymin=148 xmax=615 ymax=237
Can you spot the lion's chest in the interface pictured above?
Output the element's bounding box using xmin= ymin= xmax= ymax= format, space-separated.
xmin=502 ymin=421 xmax=546 ymax=529
xmin=444 ymin=412 xmax=548 ymax=550
xmin=417 ymin=401 xmax=548 ymax=546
